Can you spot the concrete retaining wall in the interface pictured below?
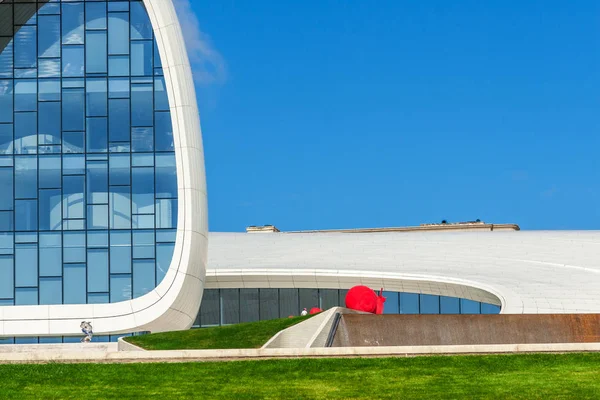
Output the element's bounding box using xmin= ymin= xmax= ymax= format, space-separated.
xmin=332 ymin=314 xmax=600 ymax=347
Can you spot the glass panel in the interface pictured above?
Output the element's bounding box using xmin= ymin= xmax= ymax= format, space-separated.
xmin=64 ymin=263 xmax=86 ymax=304
xmin=131 ymin=41 xmax=152 ymax=76
xmin=15 ymin=243 xmax=37 ymax=287
xmin=400 ymin=293 xmax=420 ymax=314
xmin=40 ymin=277 xmax=62 ymax=305
xmin=382 ymin=291 xmax=399 ymax=314
xmin=108 ymin=13 xmax=129 ymax=55
xmin=133 ymin=259 xmax=155 ymax=298
xmin=339 ymin=289 xmax=348 ymax=307
xmin=88 ymin=249 xmax=109 ymax=293
xmin=132 ymin=127 xmax=153 ymax=152
xmin=39 ymin=79 xmax=60 ymax=101
xmin=155 ymin=198 xmax=176 ymax=229
xmin=0 ymin=125 xmax=12 ymax=154
xmin=130 ymin=2 xmax=153 ymax=40
xmin=63 ymin=232 xmax=85 ymax=263
xmin=0 ymin=168 xmax=13 ymax=210
xmin=16 ymin=288 xmax=38 ymax=306
xmin=86 ymin=2 xmax=107 ymax=30
xmin=240 ymin=289 xmax=260 ymax=323
xmin=62 ymin=3 xmax=84 ymax=45
xmin=110 ymin=274 xmax=132 ymax=302
xmin=14 ymin=112 xmax=37 ymax=154
xmin=63 ymin=175 xmax=85 ymax=220
xmin=39 ymin=232 xmax=62 ymax=277
xmin=38 ymin=16 xmax=61 ymax=58
xmin=440 ymin=296 xmax=460 ymax=314
xmin=87 ymin=231 xmax=108 ymax=248
xmin=155 ymin=154 xmax=177 ymax=198
xmin=460 ymin=299 xmax=481 ymax=314
xmin=15 ymin=80 xmax=37 ymax=111
xmin=62 ymin=88 xmax=85 ymax=129
xmin=86 ymin=31 xmax=107 ymax=74
xmin=319 ymin=289 xmax=339 ymax=311
xmin=299 ymin=289 xmax=319 ymax=312
xmin=0 ymin=255 xmax=14 ymax=299
xmin=199 ymin=289 xmax=220 ymax=327
xmin=108 ymin=99 xmax=130 ymax=142
xmin=87 ymin=161 xmax=108 ymax=204
xmin=109 ymin=153 xmax=130 ymax=185
xmin=15 ymin=200 xmax=37 ymax=231
xmin=132 ymin=230 xmax=154 ymax=258
xmin=15 ymin=26 xmax=37 ymax=69
xmin=39 ymin=155 xmax=61 ymax=189
xmin=419 ymin=294 xmax=440 ymax=314
xmin=15 ymin=156 xmax=37 ymax=199
xmin=86 ymin=79 xmax=108 ymax=117
xmin=62 ymin=46 xmax=84 ymax=77
xmin=110 ymin=231 xmax=131 ymax=273
xmin=132 ymin=167 xmax=154 ymax=214
xmin=39 ymin=189 xmax=62 ymax=231
xmin=155 ymin=112 xmax=174 ymax=151
xmin=131 ymin=84 xmax=152 ymax=125
xmin=109 ymin=185 xmax=131 ymax=229
xmin=259 ymin=289 xmax=278 ymax=321
xmin=88 ymin=293 xmax=109 ymax=304
xmin=481 ymin=303 xmax=501 ymax=314
xmin=0 ymin=81 xmax=14 ymax=123
xmin=0 ymin=233 xmax=13 ymax=255
xmin=279 ymin=289 xmax=298 ymax=318
xmin=220 ymin=289 xmax=240 ymax=325
xmin=155 ymin=242 xmax=173 ymax=284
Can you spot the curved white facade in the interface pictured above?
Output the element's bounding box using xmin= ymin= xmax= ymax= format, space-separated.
xmin=207 ymin=231 xmax=600 ymax=314
xmin=0 ymin=0 xmax=208 ymax=337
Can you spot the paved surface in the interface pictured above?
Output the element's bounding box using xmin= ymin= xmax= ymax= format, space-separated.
xmin=0 ymin=343 xmax=118 ymax=353
xmin=2 ymin=343 xmax=600 ymax=364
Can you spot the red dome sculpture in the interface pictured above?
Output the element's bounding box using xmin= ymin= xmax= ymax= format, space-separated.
xmin=345 ymin=286 xmax=386 ymax=314
xmin=309 ymin=307 xmax=322 ymax=314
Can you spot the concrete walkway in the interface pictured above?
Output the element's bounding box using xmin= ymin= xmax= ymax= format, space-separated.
xmin=1 ymin=342 xmax=600 ymax=364
xmin=0 ymin=343 xmax=118 ymax=354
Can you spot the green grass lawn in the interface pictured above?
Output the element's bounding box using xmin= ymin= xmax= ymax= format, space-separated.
xmin=1 ymin=353 xmax=600 ymax=399
xmin=124 ymin=315 xmax=314 ymax=350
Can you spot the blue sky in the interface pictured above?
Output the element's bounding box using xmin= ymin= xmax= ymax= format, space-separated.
xmin=175 ymin=0 xmax=600 ymax=232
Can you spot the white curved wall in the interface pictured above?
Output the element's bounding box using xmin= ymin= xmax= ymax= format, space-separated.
xmin=0 ymin=0 xmax=208 ymax=337
xmin=207 ymin=231 xmax=600 ymax=314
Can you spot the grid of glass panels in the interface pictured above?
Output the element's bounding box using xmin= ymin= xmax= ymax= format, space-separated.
xmin=0 ymin=331 xmax=147 ymax=345
xmin=195 ymin=289 xmax=502 ymax=327
xmin=0 ymin=0 xmax=177 ymax=308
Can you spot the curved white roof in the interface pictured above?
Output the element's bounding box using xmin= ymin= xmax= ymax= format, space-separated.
xmin=207 ymin=231 xmax=600 ymax=314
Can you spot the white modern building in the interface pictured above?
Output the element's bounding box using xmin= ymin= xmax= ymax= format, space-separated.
xmin=0 ymin=0 xmax=207 ymax=342
xmin=194 ymin=225 xmax=600 ymax=327
xmin=1 ymin=1 xmax=600 ymax=343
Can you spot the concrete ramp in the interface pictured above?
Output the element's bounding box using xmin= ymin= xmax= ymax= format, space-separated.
xmin=331 ymin=314 xmax=600 ymax=347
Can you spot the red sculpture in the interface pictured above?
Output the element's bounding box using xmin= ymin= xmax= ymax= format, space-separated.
xmin=345 ymin=286 xmax=386 ymax=314
xmin=309 ymin=307 xmax=322 ymax=314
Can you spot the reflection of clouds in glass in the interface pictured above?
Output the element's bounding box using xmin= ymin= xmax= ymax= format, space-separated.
xmin=0 ymin=80 xmax=11 ymax=95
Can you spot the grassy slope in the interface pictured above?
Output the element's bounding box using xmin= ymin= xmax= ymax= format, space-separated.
xmin=2 ymin=354 xmax=600 ymax=399
xmin=124 ymin=315 xmax=314 ymax=350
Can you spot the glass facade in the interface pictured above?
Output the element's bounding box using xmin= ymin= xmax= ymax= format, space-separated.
xmin=0 ymin=0 xmax=177 ymax=308
xmin=194 ymin=289 xmax=502 ymax=328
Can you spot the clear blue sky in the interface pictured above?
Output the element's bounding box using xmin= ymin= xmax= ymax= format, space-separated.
xmin=184 ymin=0 xmax=600 ymax=232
